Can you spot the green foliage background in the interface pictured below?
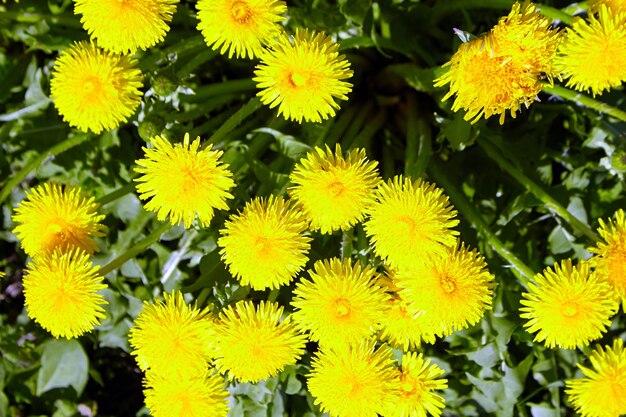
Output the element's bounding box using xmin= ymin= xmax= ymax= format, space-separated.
xmin=1 ymin=0 xmax=625 ymax=416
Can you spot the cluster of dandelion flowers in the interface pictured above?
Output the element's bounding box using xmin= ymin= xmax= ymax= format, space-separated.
xmin=364 ymin=176 xmax=458 ymax=271
xmin=213 ymin=300 xmax=306 ymax=382
xmin=554 ymin=5 xmax=626 ymax=96
xmin=218 ymin=195 xmax=311 ymax=290
xmin=520 ymin=260 xmax=618 ymax=349
xmin=50 ymin=41 xmax=143 ymax=134
xmin=291 ymin=258 xmax=389 ymax=349
xmin=12 ymin=183 xmax=106 ymax=258
xmin=289 ymin=144 xmax=381 ymax=234
xmin=308 ymin=342 xmax=397 ymax=417
xmin=129 ymin=290 xmax=215 ymax=376
xmin=74 ymin=0 xmax=179 ymax=54
xmin=589 ymin=0 xmax=626 ymax=15
xmin=254 ymin=29 xmax=353 ymax=123
xmin=566 ymin=338 xmax=626 ymax=417
xmin=23 ymin=249 xmax=107 ymax=339
xmin=135 ymin=133 xmax=235 ymax=228
xmin=144 ymin=370 xmax=229 ymax=417
xmin=196 ymin=0 xmax=286 ymax=59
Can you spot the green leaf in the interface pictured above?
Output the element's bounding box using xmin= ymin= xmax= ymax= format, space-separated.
xmin=36 ymin=339 xmax=89 ymax=396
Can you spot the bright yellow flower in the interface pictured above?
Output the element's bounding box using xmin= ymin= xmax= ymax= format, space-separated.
xmin=289 ymin=144 xmax=381 ymax=234
xmin=214 ymin=300 xmax=306 ymax=382
xmin=554 ymin=5 xmax=626 ymax=96
xmin=144 ymin=370 xmax=229 ymax=417
xmin=254 ymin=29 xmax=353 ymax=123
xmin=128 ymin=291 xmax=215 ymax=377
xmin=308 ymin=342 xmax=397 ymax=417
xmin=364 ymin=176 xmax=458 ymax=270
xmin=291 ymin=258 xmax=389 ymax=349
xmin=566 ymin=338 xmax=626 ymax=417
xmin=196 ymin=0 xmax=286 ymax=59
xmin=135 ymin=133 xmax=235 ymax=228
xmin=589 ymin=0 xmax=626 ymax=17
xmin=520 ymin=260 xmax=618 ymax=349
xmin=218 ymin=195 xmax=310 ymax=290
xmin=50 ymin=41 xmax=143 ymax=134
xmin=589 ymin=209 xmax=626 ymax=310
xmin=12 ymin=183 xmax=106 ymax=258
xmin=74 ymin=0 xmax=179 ymax=54
xmin=23 ymin=249 xmax=107 ymax=339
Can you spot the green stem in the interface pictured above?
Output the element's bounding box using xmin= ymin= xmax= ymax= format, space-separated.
xmin=479 ymin=136 xmax=599 ymax=242
xmin=405 ymin=94 xmax=433 ymax=178
xmin=201 ymin=97 xmax=263 ymax=149
xmin=543 ymin=84 xmax=626 ymax=122
xmin=95 ymin=183 xmax=135 ymax=206
xmin=341 ymin=229 xmax=354 ymax=260
xmin=428 ymin=160 xmax=535 ymax=286
xmin=179 ymin=79 xmax=257 ymax=103
xmin=350 ymin=109 xmax=387 ymax=149
xmin=536 ymin=5 xmax=574 ymax=25
xmin=0 ymin=133 xmax=90 ymax=204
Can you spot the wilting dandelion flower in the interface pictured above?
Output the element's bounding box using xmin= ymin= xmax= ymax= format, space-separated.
xmin=196 ymin=0 xmax=286 ymax=59
xmin=289 ymin=144 xmax=381 ymax=234
xmin=144 ymin=370 xmax=229 ymax=417
xmin=50 ymin=42 xmax=143 ymax=134
xmin=254 ymin=29 xmax=353 ymax=123
xmin=135 ymin=133 xmax=235 ymax=228
xmin=589 ymin=0 xmax=626 ymax=19
xmin=364 ymin=176 xmax=458 ymax=270
xmin=291 ymin=258 xmax=389 ymax=349
xmin=218 ymin=196 xmax=310 ymax=290
xmin=520 ymin=260 xmax=618 ymax=349
xmin=129 ymin=291 xmax=215 ymax=377
xmin=12 ymin=183 xmax=105 ymax=258
xmin=23 ymin=249 xmax=107 ymax=339
xmin=214 ymin=300 xmax=306 ymax=382
xmin=566 ymin=338 xmax=626 ymax=417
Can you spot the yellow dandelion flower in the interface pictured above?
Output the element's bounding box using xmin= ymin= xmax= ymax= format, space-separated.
xmin=12 ymin=183 xmax=106 ymax=259
xmin=589 ymin=0 xmax=626 ymax=19
xmin=74 ymin=0 xmax=179 ymax=54
xmin=214 ymin=300 xmax=306 ymax=382
xmin=520 ymin=260 xmax=618 ymax=349
xmin=395 ymin=242 xmax=494 ymax=337
xmin=253 ymin=29 xmax=353 ymax=123
xmin=291 ymin=258 xmax=389 ymax=349
xmin=566 ymin=338 xmax=626 ymax=417
xmin=589 ymin=209 xmax=626 ymax=310
xmin=50 ymin=41 xmax=143 ymax=134
xmin=196 ymin=0 xmax=286 ymax=59
xmin=218 ymin=195 xmax=311 ymax=290
xmin=289 ymin=144 xmax=381 ymax=234
xmin=308 ymin=342 xmax=397 ymax=417
xmin=135 ymin=133 xmax=235 ymax=228
xmin=23 ymin=249 xmax=107 ymax=339
xmin=364 ymin=176 xmax=459 ymax=271
xmin=385 ymin=352 xmax=448 ymax=417
xmin=128 ymin=290 xmax=215 ymax=377
xmin=378 ymin=295 xmax=437 ymax=350
xmin=554 ymin=5 xmax=626 ymax=96
xmin=144 ymin=370 xmax=229 ymax=417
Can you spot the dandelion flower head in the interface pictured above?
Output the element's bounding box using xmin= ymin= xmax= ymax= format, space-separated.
xmin=50 ymin=41 xmax=143 ymax=134
xmin=135 ymin=133 xmax=235 ymax=228
xmin=289 ymin=144 xmax=381 ymax=234
xmin=254 ymin=29 xmax=353 ymax=123
xmin=23 ymin=249 xmax=107 ymax=339
xmin=589 ymin=0 xmax=626 ymax=16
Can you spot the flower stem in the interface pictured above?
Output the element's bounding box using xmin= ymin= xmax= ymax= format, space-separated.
xmin=95 ymin=182 xmax=136 ymax=206
xmin=542 ymin=84 xmax=626 ymax=122
xmin=536 ymin=4 xmax=574 ymax=25
xmin=405 ymin=93 xmax=432 ymax=178
xmin=341 ymin=229 xmax=354 ymax=260
xmin=201 ymin=97 xmax=263 ymax=149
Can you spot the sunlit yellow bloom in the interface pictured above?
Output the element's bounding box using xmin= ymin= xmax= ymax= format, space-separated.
xmin=589 ymin=0 xmax=626 ymax=18
xmin=129 ymin=290 xmax=215 ymax=377
xmin=291 ymin=258 xmax=389 ymax=349
xmin=214 ymin=300 xmax=306 ymax=382
xmin=566 ymin=338 xmax=626 ymax=417
xmin=23 ymin=249 xmax=107 ymax=339
xmin=254 ymin=29 xmax=353 ymax=123
xmin=50 ymin=42 xmax=143 ymax=134
xmin=364 ymin=176 xmax=458 ymax=270
xmin=554 ymin=5 xmax=626 ymax=96
xmin=589 ymin=209 xmax=626 ymax=310
xmin=308 ymin=342 xmax=397 ymax=417
xmin=196 ymin=0 xmax=286 ymax=59
xmin=144 ymin=370 xmax=229 ymax=417
xmin=520 ymin=260 xmax=618 ymax=349
xmin=135 ymin=133 xmax=235 ymax=228
xmin=12 ymin=183 xmax=105 ymax=258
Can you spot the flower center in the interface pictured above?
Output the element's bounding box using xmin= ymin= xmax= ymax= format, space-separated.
xmin=254 ymin=236 xmax=272 ymax=254
xmin=440 ymin=275 xmax=456 ymax=293
xmin=400 ymin=373 xmax=424 ymax=398
xmin=334 ymin=298 xmax=351 ymax=317
xmin=290 ymin=71 xmax=308 ymax=87
xmin=327 ymin=180 xmax=345 ymax=197
xmin=562 ymin=302 xmax=578 ymax=318
xmin=398 ymin=215 xmax=418 ymax=235
xmin=231 ymin=1 xmax=252 ymax=23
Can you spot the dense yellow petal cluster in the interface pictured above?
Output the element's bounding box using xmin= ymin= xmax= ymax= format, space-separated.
xmin=589 ymin=0 xmax=626 ymax=14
